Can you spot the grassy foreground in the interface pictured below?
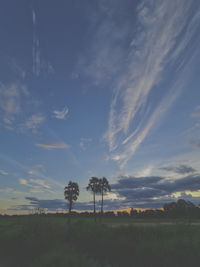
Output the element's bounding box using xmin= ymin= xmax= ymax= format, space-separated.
xmin=0 ymin=216 xmax=200 ymax=267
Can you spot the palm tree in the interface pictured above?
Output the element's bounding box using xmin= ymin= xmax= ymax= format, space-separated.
xmin=64 ymin=181 xmax=79 ymax=223
xmin=86 ymin=177 xmax=100 ymax=221
xmin=99 ymin=177 xmax=111 ymax=215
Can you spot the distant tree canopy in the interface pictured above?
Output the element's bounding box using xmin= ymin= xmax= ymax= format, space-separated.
xmin=99 ymin=177 xmax=111 ymax=214
xmin=86 ymin=176 xmax=111 ymax=218
xmin=163 ymin=199 xmax=197 ymax=217
xmin=164 ymin=199 xmax=196 ymax=212
xmin=64 ymin=181 xmax=79 ymax=220
xmin=86 ymin=177 xmax=101 ymax=221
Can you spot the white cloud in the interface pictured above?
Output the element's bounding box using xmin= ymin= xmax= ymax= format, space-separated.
xmin=32 ymin=8 xmax=54 ymax=77
xmin=32 ymin=8 xmax=40 ymax=76
xmin=100 ymin=0 xmax=200 ymax=168
xmin=28 ymin=170 xmax=35 ymax=175
xmin=19 ymin=178 xmax=50 ymax=190
xmin=192 ymin=106 xmax=200 ymax=119
xmin=29 ymin=179 xmax=50 ymax=189
xmin=25 ymin=114 xmax=45 ymax=131
xmin=77 ymin=0 xmax=200 ymax=168
xmin=80 ymin=138 xmax=92 ymax=150
xmin=112 ymin=88 xmax=182 ymax=168
xmin=0 ymin=153 xmax=64 ymax=192
xmin=32 ymin=9 xmax=36 ymax=25
xmin=0 ymin=82 xmax=43 ymax=131
xmin=0 ymin=83 xmax=21 ymax=123
xmin=77 ymin=3 xmax=128 ymax=86
xmin=19 ymin=178 xmax=28 ymax=185
xmin=36 ymin=142 xmax=69 ymax=150
xmin=52 ymin=106 xmax=69 ymax=119
xmin=11 ymin=60 xmax=26 ymax=80
xmin=0 ymin=170 xmax=8 ymax=175
xmin=0 ymin=187 xmax=25 ymax=195
xmin=136 ymin=165 xmax=154 ymax=177
xmin=32 ymin=164 xmax=43 ymax=169
xmin=106 ymin=0 xmax=191 ymax=147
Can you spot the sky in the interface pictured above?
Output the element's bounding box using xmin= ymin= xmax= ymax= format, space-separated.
xmin=0 ymin=0 xmax=200 ymax=214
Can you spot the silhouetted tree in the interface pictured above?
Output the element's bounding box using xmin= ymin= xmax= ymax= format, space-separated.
xmin=117 ymin=211 xmax=129 ymax=217
xmin=163 ymin=199 xmax=196 ymax=218
xmin=104 ymin=211 xmax=115 ymax=217
xmin=99 ymin=177 xmax=111 ymax=215
xmin=130 ymin=208 xmax=137 ymax=217
xmin=64 ymin=181 xmax=79 ymax=223
xmin=86 ymin=177 xmax=100 ymax=221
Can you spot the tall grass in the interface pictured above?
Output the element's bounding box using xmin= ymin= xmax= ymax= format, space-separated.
xmin=68 ymin=220 xmax=200 ymax=267
xmin=1 ymin=216 xmax=200 ymax=267
xmin=0 ymin=216 xmax=96 ymax=267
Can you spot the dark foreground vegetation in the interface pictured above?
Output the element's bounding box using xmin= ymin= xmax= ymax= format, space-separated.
xmin=1 ymin=215 xmax=200 ymax=267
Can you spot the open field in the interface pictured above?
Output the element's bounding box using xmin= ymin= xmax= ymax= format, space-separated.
xmin=1 ymin=216 xmax=200 ymax=267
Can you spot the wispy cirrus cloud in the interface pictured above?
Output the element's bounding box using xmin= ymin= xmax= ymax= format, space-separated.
xmin=36 ymin=141 xmax=69 ymax=150
xmin=52 ymin=106 xmax=69 ymax=119
xmin=10 ymin=59 xmax=26 ymax=80
xmin=19 ymin=178 xmax=27 ymax=185
xmin=78 ymin=0 xmax=200 ymax=168
xmin=0 ymin=82 xmax=45 ymax=132
xmin=19 ymin=178 xmax=50 ymax=190
xmin=32 ymin=8 xmax=40 ymax=76
xmin=29 ymin=179 xmax=50 ymax=189
xmin=109 ymin=89 xmax=182 ymax=168
xmin=0 ymin=170 xmax=8 ymax=175
xmin=32 ymin=8 xmax=54 ymax=76
xmin=90 ymin=0 xmax=200 ymax=168
xmin=0 ymin=83 xmax=23 ymax=125
xmin=0 ymin=153 xmax=64 ymax=190
xmin=25 ymin=114 xmax=45 ymax=132
xmin=192 ymin=106 xmax=200 ymax=118
xmin=32 ymin=164 xmax=43 ymax=169
xmin=0 ymin=187 xmax=25 ymax=195
xmin=80 ymin=138 xmax=92 ymax=150
xmin=192 ymin=106 xmax=200 ymax=127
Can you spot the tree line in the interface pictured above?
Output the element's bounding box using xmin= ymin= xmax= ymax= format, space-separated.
xmin=60 ymin=197 xmax=200 ymax=220
xmin=64 ymin=178 xmax=200 ymax=221
xmin=64 ymin=177 xmax=111 ymax=222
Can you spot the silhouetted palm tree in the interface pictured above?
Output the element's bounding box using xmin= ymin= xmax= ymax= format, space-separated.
xmin=99 ymin=177 xmax=111 ymax=215
xmin=64 ymin=181 xmax=79 ymax=223
xmin=86 ymin=177 xmax=101 ymax=221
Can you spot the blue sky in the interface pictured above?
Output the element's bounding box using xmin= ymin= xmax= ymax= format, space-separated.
xmin=1 ymin=0 xmax=200 ymax=214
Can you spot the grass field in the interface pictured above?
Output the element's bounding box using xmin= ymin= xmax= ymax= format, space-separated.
xmin=0 ymin=215 xmax=200 ymax=267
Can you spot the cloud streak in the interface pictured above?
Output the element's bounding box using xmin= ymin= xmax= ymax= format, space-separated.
xmin=0 ymin=153 xmax=64 ymax=192
xmin=32 ymin=8 xmax=40 ymax=76
xmin=0 ymin=83 xmax=21 ymax=125
xmin=95 ymin=0 xmax=200 ymax=168
xmin=36 ymin=142 xmax=70 ymax=150
xmin=52 ymin=107 xmax=69 ymax=119
xmin=0 ymin=170 xmax=8 ymax=175
xmin=0 ymin=82 xmax=45 ymax=132
xmin=19 ymin=178 xmax=50 ymax=191
xmin=25 ymin=114 xmax=45 ymax=132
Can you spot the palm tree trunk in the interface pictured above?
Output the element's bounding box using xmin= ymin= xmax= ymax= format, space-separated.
xmin=68 ymin=199 xmax=72 ymax=224
xmin=93 ymin=191 xmax=97 ymax=222
xmin=101 ymin=190 xmax=104 ymax=214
